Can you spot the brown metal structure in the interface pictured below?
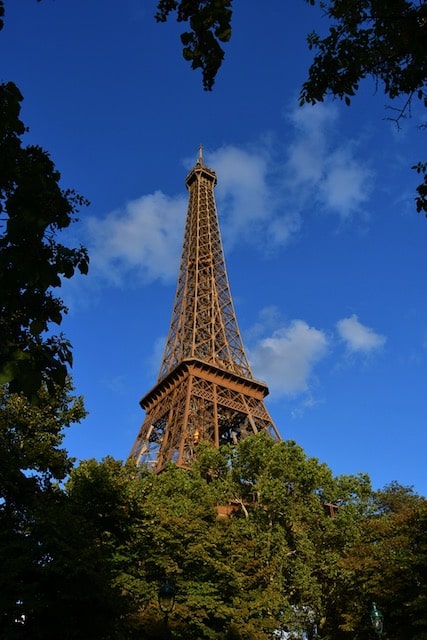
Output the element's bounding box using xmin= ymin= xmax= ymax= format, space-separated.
xmin=129 ymin=149 xmax=281 ymax=471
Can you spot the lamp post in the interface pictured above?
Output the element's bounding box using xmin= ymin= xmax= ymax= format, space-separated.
xmin=158 ymin=578 xmax=175 ymax=639
xmin=370 ymin=602 xmax=384 ymax=638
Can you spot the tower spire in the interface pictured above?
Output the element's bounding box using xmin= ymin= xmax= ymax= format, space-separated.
xmin=129 ymin=154 xmax=281 ymax=471
xmin=198 ymin=143 xmax=204 ymax=165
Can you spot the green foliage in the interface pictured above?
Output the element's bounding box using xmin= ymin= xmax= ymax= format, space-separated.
xmin=0 ymin=82 xmax=89 ymax=399
xmin=0 ymin=381 xmax=87 ymax=640
xmin=2 ymin=433 xmax=426 ymax=639
xmin=0 ymin=380 xmax=86 ymax=503
xmin=0 ymin=23 xmax=92 ymax=634
xmin=301 ymin=0 xmax=427 ymax=106
xmin=301 ymin=0 xmax=427 ymax=215
xmin=338 ymin=483 xmax=427 ymax=639
xmin=155 ymin=0 xmax=233 ymax=90
xmin=413 ymin=161 xmax=427 ymax=215
xmin=62 ymin=437 xmax=379 ymax=639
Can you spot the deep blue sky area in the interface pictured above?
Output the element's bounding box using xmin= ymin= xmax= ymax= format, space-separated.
xmin=2 ymin=0 xmax=426 ymax=495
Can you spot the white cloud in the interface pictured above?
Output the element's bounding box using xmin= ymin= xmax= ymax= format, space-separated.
xmin=210 ymin=145 xmax=269 ymax=227
xmin=207 ymin=144 xmax=301 ymax=248
xmin=249 ymin=319 xmax=329 ymax=397
xmin=85 ymin=109 xmax=375 ymax=285
xmin=85 ymin=145 xmax=299 ymax=286
xmin=321 ymin=147 xmax=372 ymax=213
xmin=336 ymin=314 xmax=386 ymax=353
xmin=286 ymin=103 xmax=337 ymax=185
xmin=86 ymin=191 xmax=186 ymax=285
xmin=285 ymin=104 xmax=373 ymax=217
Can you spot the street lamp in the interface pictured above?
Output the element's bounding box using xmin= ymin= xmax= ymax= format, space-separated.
xmin=158 ymin=578 xmax=175 ymax=639
xmin=370 ymin=602 xmax=384 ymax=638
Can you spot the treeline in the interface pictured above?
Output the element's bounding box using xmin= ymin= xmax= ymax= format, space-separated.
xmin=1 ymin=408 xmax=427 ymax=640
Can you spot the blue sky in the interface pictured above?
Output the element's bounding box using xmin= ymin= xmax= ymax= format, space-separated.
xmin=2 ymin=0 xmax=427 ymax=495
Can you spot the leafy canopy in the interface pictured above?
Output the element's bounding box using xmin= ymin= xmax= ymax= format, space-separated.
xmin=0 ymin=82 xmax=89 ymax=398
xmin=2 ymin=431 xmax=426 ymax=639
xmin=155 ymin=0 xmax=233 ymax=90
xmin=300 ymin=0 xmax=427 ymax=214
xmin=0 ymin=381 xmax=87 ymax=640
xmin=300 ymin=0 xmax=427 ymax=105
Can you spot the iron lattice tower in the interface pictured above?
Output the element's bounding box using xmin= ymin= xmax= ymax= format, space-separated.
xmin=130 ymin=149 xmax=281 ymax=471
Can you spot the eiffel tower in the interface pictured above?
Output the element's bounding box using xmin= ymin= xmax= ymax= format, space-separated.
xmin=129 ymin=148 xmax=281 ymax=471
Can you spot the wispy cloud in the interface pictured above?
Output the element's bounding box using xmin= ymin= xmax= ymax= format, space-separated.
xmin=207 ymin=144 xmax=301 ymax=249
xmin=85 ymin=104 xmax=374 ymax=285
xmin=86 ymin=191 xmax=186 ymax=285
xmin=336 ymin=314 xmax=387 ymax=354
xmin=249 ymin=318 xmax=329 ymax=397
xmin=285 ymin=103 xmax=374 ymax=217
xmin=247 ymin=308 xmax=386 ymax=402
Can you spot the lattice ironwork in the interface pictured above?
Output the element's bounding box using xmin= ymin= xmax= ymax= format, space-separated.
xmin=129 ymin=150 xmax=281 ymax=471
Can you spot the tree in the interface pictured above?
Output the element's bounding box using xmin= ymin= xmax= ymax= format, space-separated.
xmin=215 ymin=435 xmax=377 ymax=640
xmin=2 ymin=430 xmax=423 ymax=640
xmin=300 ymin=0 xmax=427 ymax=108
xmin=65 ymin=456 xmax=231 ymax=639
xmin=0 ymin=381 xmax=87 ymax=639
xmin=340 ymin=482 xmax=427 ymax=640
xmin=300 ymin=0 xmax=427 ymax=215
xmin=154 ymin=0 xmax=233 ymax=91
xmin=59 ymin=436 xmax=384 ymax=639
xmin=0 ymin=379 xmax=85 ymax=516
xmin=0 ymin=81 xmax=89 ymax=399
xmin=0 ymin=77 xmax=90 ymax=636
xmin=5 ymin=433 xmax=421 ymax=640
